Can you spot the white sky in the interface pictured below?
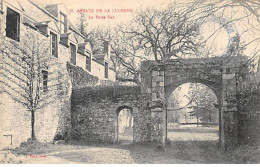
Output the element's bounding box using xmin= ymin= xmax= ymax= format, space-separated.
xmin=35 ymin=0 xmax=259 ymax=56
xmin=37 ymin=0 xmax=176 ymax=29
xmin=36 ymin=0 xmax=259 ymax=57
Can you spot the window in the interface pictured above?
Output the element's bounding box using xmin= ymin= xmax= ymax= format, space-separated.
xmin=60 ymin=13 xmax=67 ymax=33
xmin=86 ymin=54 xmax=91 ymax=72
xmin=6 ymin=7 xmax=20 ymax=41
xmin=50 ymin=32 xmax=58 ymax=57
xmin=42 ymin=70 xmax=48 ymax=92
xmin=70 ymin=44 xmax=76 ymax=65
xmin=105 ymin=62 xmax=108 ymax=79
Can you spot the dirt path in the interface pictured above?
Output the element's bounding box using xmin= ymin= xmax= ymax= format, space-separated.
xmin=1 ymin=125 xmax=258 ymax=164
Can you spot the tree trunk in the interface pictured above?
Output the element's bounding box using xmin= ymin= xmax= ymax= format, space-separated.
xmin=196 ymin=112 xmax=199 ymax=127
xmin=196 ymin=103 xmax=199 ymax=127
xmin=31 ymin=110 xmax=36 ymax=140
xmin=209 ymin=110 xmax=212 ymax=124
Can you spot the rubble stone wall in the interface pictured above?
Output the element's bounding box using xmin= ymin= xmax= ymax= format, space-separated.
xmin=0 ymin=19 xmax=72 ymax=148
xmin=238 ymin=83 xmax=260 ymax=146
xmin=71 ymin=87 xmax=152 ymax=143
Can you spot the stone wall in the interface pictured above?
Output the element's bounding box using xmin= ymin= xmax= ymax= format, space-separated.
xmin=0 ymin=93 xmax=31 ymax=148
xmin=71 ymin=86 xmax=151 ymax=143
xmin=238 ymin=111 xmax=260 ymax=146
xmin=76 ymin=52 xmax=86 ymax=70
xmin=0 ymin=21 xmax=72 ymax=148
xmin=70 ymin=56 xmax=259 ymax=148
xmin=140 ymin=56 xmax=253 ymax=148
xmin=0 ymin=62 xmax=72 ymax=148
xmin=91 ymin=59 xmax=116 ymax=81
xmin=71 ymin=103 xmax=117 ymax=142
xmin=238 ymin=82 xmax=260 ymax=146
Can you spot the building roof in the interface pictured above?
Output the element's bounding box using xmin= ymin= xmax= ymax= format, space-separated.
xmin=4 ymin=0 xmax=85 ymax=39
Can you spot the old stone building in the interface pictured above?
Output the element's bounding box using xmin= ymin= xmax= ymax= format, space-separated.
xmin=0 ymin=0 xmax=115 ymax=148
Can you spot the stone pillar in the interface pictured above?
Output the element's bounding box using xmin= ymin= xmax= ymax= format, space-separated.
xmin=150 ymin=67 xmax=166 ymax=144
xmin=221 ymin=73 xmax=238 ymax=149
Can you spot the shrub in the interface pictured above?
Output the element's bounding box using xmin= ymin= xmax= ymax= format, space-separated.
xmin=13 ymin=138 xmax=48 ymax=155
xmin=72 ymin=85 xmax=141 ymax=106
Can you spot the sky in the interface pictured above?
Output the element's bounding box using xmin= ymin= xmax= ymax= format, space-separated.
xmin=35 ymin=0 xmax=176 ymax=29
xmin=33 ymin=0 xmax=259 ymax=56
xmin=35 ymin=0 xmax=258 ymax=58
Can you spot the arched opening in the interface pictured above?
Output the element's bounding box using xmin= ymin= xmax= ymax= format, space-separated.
xmin=116 ymin=106 xmax=133 ymax=144
xmin=166 ymin=82 xmax=220 ymax=142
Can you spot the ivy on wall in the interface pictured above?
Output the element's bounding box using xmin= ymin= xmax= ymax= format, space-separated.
xmin=236 ymin=73 xmax=260 ymax=145
xmin=72 ymin=86 xmax=141 ymax=107
xmin=238 ymin=81 xmax=260 ymax=114
xmin=67 ymin=62 xmax=99 ymax=88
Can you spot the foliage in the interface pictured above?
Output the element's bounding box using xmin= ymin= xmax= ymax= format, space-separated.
xmin=237 ymin=81 xmax=260 ymax=114
xmin=67 ymin=61 xmax=99 ymax=88
xmin=13 ymin=138 xmax=48 ymax=155
xmin=167 ymin=91 xmax=180 ymax=123
xmin=187 ymin=83 xmax=219 ymax=124
xmin=168 ymin=91 xmax=180 ymax=109
xmin=72 ymin=85 xmax=141 ymax=106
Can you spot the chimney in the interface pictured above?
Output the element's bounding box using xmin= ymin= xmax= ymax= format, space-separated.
xmin=45 ymin=4 xmax=58 ymax=17
xmin=104 ymin=41 xmax=110 ymax=59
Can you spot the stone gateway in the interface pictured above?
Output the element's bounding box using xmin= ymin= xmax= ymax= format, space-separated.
xmin=72 ymin=56 xmax=255 ymax=149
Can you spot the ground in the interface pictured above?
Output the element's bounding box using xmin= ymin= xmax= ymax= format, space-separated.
xmin=1 ymin=124 xmax=259 ymax=164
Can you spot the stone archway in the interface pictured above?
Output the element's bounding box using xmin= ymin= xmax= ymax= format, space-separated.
xmin=165 ymin=78 xmax=222 ymax=103
xmin=165 ymin=81 xmax=221 ymax=143
xmin=140 ymin=56 xmax=248 ymax=149
xmin=115 ymin=105 xmax=135 ymax=143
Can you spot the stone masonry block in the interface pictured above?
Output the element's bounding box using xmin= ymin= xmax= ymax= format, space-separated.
xmin=152 ymin=81 xmax=159 ymax=87
xmin=152 ymin=86 xmax=164 ymax=93
xmin=159 ymin=71 xmax=164 ymax=76
xmin=152 ymin=76 xmax=164 ymax=82
xmin=152 ymin=93 xmax=157 ymax=101
xmin=152 ymin=71 xmax=158 ymax=76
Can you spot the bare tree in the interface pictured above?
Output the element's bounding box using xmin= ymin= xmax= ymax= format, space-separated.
xmin=195 ymin=0 xmax=260 ymax=68
xmin=207 ymin=0 xmax=260 ymax=23
xmin=122 ymin=0 xmax=260 ymax=65
xmin=77 ymin=12 xmax=89 ymax=39
xmin=0 ymin=27 xmax=70 ymax=141
xmin=187 ymin=83 xmax=219 ymax=125
xmin=112 ymin=27 xmax=149 ymax=85
xmin=123 ymin=2 xmax=210 ymax=62
xmin=88 ymin=26 xmax=147 ymax=85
